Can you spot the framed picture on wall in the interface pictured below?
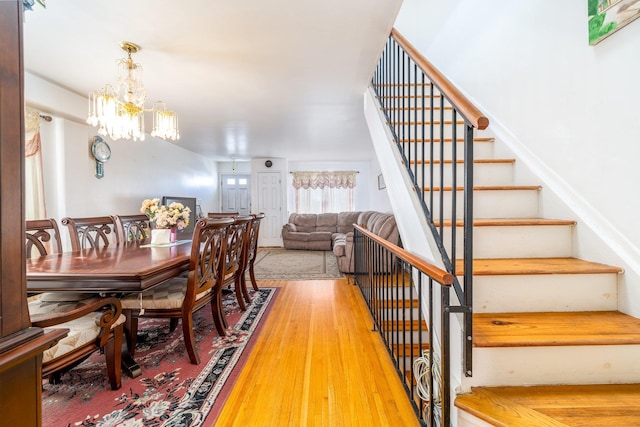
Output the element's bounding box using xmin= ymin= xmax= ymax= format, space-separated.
xmin=588 ymin=0 xmax=640 ymax=45
xmin=162 ymin=196 xmax=197 ymax=238
xmin=378 ymin=174 xmax=386 ymax=190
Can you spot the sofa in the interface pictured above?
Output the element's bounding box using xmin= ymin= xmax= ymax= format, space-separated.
xmin=282 ymin=212 xmax=359 ymax=251
xmin=281 ymin=211 xmax=399 ymax=273
xmin=332 ymin=211 xmax=399 ymax=273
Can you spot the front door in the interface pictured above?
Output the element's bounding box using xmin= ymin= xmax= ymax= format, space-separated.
xmin=257 ymin=171 xmax=283 ymax=247
xmin=221 ymin=174 xmax=250 ymax=215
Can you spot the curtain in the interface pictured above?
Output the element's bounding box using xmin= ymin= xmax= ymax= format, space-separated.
xmin=292 ymin=171 xmax=356 ymax=213
xmin=25 ymin=107 xmax=46 ymax=220
xmin=291 ymin=171 xmax=357 ymax=190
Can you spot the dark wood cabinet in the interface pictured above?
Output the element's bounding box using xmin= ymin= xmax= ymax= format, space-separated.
xmin=0 ymin=2 xmax=62 ymax=426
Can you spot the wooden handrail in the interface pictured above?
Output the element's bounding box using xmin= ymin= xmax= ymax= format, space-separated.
xmin=390 ymin=28 xmax=489 ymax=130
xmin=354 ymin=224 xmax=454 ymax=286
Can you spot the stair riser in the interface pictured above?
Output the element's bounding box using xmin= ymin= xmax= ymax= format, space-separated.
xmin=405 ymin=141 xmax=495 ymax=159
xmin=405 ymin=162 xmax=514 ymax=187
xmin=468 ymin=345 xmax=640 ymax=387
xmin=472 ymin=273 xmax=618 ymax=313
xmin=457 ymin=410 xmax=499 ymax=427
xmin=377 ymin=96 xmax=446 ymax=108
xmin=381 ymin=329 xmax=429 ymax=343
xmin=441 ymin=225 xmax=573 ymax=258
xmin=375 ymin=85 xmax=437 ymax=97
xmin=375 ymin=307 xmax=422 ymax=320
xmin=427 ymin=189 xmax=540 ymax=219
xmin=385 ymin=108 xmax=456 ymax=122
xmin=392 ymin=123 xmax=464 ymax=139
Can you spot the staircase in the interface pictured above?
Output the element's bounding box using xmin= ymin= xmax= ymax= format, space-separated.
xmin=369 ymin=29 xmax=640 ymax=426
xmin=418 ymin=128 xmax=640 ymax=425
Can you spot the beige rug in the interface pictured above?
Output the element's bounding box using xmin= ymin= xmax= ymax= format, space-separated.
xmin=251 ymin=248 xmax=344 ymax=280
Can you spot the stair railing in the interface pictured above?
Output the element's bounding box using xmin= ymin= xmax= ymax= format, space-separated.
xmin=353 ymin=225 xmax=453 ymax=425
xmin=369 ymin=27 xmax=489 ymax=409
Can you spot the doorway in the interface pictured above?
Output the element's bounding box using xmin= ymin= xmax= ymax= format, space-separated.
xmin=220 ymin=174 xmax=250 ymax=215
xmin=257 ymin=171 xmax=283 ymax=246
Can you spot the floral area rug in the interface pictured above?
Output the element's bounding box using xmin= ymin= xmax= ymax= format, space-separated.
xmin=251 ymin=248 xmax=344 ymax=280
xmin=42 ymin=287 xmax=277 ymax=427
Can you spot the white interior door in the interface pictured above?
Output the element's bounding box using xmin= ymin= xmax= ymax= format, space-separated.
xmin=221 ymin=174 xmax=250 ymax=215
xmin=257 ymin=171 xmax=283 ymax=247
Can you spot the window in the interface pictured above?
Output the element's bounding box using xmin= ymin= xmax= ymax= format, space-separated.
xmin=291 ymin=171 xmax=357 ymax=213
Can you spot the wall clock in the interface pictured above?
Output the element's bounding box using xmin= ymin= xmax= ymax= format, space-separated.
xmin=91 ymin=136 xmax=111 ymax=179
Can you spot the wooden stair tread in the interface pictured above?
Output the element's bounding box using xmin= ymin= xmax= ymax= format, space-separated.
xmin=436 ymin=218 xmax=576 ymax=227
xmin=473 ymin=311 xmax=640 ymax=347
xmin=456 ymin=384 xmax=640 ymax=426
xmin=381 ymin=299 xmax=420 ymax=309
xmin=423 ymin=185 xmax=541 ymax=191
xmin=399 ymin=137 xmax=495 ymax=143
xmin=455 ymin=387 xmax=567 ymax=427
xmin=457 ymin=257 xmax=622 ymax=276
xmin=409 ymin=158 xmax=515 ymax=165
xmin=385 ymin=106 xmax=453 ymax=111
xmin=388 ymin=120 xmax=465 ymax=126
xmin=382 ymin=319 xmax=428 ymax=331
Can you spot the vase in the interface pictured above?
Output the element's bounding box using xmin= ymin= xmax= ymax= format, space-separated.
xmin=170 ymin=227 xmax=177 ymax=243
xmin=151 ymin=228 xmax=171 ymax=245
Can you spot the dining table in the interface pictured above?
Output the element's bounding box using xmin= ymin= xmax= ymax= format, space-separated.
xmin=26 ymin=240 xmax=192 ymax=378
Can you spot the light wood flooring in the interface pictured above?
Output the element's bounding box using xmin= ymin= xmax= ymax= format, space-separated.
xmin=214 ymin=279 xmax=421 ymax=427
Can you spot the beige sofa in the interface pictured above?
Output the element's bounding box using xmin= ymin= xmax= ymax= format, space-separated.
xmin=281 ymin=212 xmax=360 ymax=251
xmin=332 ymin=211 xmax=399 ymax=273
xmin=281 ymin=211 xmax=399 ymax=273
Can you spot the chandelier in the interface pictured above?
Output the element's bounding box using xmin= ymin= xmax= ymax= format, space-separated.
xmin=87 ymin=41 xmax=179 ymax=142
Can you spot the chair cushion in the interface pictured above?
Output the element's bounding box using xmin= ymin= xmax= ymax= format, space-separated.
xmin=40 ymin=313 xmax=126 ymax=363
xmin=120 ymin=278 xmax=211 ymax=310
xmin=39 ymin=292 xmax=96 ymax=302
xmin=29 ymin=296 xmax=126 ymax=364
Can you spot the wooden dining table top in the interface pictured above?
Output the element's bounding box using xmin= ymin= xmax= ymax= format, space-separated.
xmin=26 ymin=241 xmax=192 ymax=293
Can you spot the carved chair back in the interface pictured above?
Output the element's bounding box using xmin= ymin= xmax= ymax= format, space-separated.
xmin=62 ymin=216 xmax=120 ymax=251
xmin=184 ymin=218 xmax=232 ymax=308
xmin=25 ymin=218 xmax=63 ymax=258
xmin=114 ymin=214 xmax=151 ymax=244
xmin=207 ymin=212 xmax=239 ymax=218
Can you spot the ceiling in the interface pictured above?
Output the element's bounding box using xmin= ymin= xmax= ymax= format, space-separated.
xmin=22 ymin=0 xmax=402 ymax=162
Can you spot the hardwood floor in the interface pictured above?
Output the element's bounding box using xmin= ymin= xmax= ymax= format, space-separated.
xmin=215 ymin=279 xmax=421 ymax=426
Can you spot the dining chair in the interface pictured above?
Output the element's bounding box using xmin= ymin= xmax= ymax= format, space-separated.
xmin=29 ymin=294 xmax=125 ymax=390
xmin=119 ymin=217 xmax=233 ymax=365
xmin=61 ymin=215 xmax=121 ymax=251
xmin=114 ymin=214 xmax=151 ymax=244
xmin=220 ymin=215 xmax=253 ymax=313
xmin=25 ymin=219 xmax=125 ymax=389
xmin=244 ymin=213 xmax=265 ymax=292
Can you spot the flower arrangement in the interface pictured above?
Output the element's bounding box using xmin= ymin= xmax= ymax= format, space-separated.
xmin=140 ymin=198 xmax=191 ymax=230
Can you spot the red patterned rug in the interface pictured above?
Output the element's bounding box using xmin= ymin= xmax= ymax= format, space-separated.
xmin=41 ymin=287 xmax=277 ymax=427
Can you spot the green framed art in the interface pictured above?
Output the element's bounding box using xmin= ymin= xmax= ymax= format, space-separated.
xmin=588 ymin=0 xmax=640 ymax=45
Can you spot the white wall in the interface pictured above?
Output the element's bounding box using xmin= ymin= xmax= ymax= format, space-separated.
xmin=395 ymin=1 xmax=640 ymax=314
xmin=28 ymin=73 xmax=218 ymax=250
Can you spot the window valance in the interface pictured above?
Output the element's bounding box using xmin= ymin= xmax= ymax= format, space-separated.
xmin=291 ymin=171 xmax=357 ymax=190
